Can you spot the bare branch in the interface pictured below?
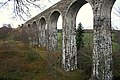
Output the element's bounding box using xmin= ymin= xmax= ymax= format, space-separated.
xmin=0 ymin=0 xmax=51 ymax=20
xmin=0 ymin=0 xmax=10 ymax=8
xmin=26 ymin=0 xmax=41 ymax=9
xmin=113 ymin=4 xmax=120 ymax=17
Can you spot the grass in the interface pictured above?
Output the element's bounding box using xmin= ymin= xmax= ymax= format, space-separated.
xmin=0 ymin=41 xmax=87 ymax=80
xmin=83 ymin=33 xmax=93 ymax=49
xmin=0 ymin=31 xmax=120 ymax=80
xmin=57 ymin=32 xmax=120 ymax=51
xmin=57 ymin=33 xmax=62 ymax=51
xmin=0 ymin=41 xmax=49 ymax=80
xmin=80 ymin=32 xmax=120 ymax=52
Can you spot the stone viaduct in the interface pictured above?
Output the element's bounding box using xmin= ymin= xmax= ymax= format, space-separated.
xmin=23 ymin=0 xmax=116 ymax=80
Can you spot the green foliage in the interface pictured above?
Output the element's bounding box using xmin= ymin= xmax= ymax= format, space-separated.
xmin=112 ymin=31 xmax=120 ymax=78
xmin=0 ymin=72 xmax=22 ymax=80
xmin=113 ymin=52 xmax=120 ymax=78
xmin=27 ymin=50 xmax=39 ymax=62
xmin=76 ymin=23 xmax=84 ymax=51
xmin=1 ymin=28 xmax=120 ymax=80
xmin=77 ymin=33 xmax=93 ymax=79
xmin=57 ymin=32 xmax=62 ymax=51
xmin=0 ymin=41 xmax=88 ymax=80
xmin=114 ymin=30 xmax=120 ymax=45
xmin=76 ymin=23 xmax=92 ymax=79
xmin=0 ymin=26 xmax=12 ymax=40
xmin=0 ymin=41 xmax=47 ymax=80
xmin=83 ymin=33 xmax=93 ymax=48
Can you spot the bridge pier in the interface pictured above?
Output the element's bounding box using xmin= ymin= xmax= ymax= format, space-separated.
xmin=48 ymin=11 xmax=60 ymax=51
xmin=62 ymin=15 xmax=77 ymax=71
xmin=90 ymin=0 xmax=116 ymax=80
xmin=39 ymin=18 xmax=46 ymax=47
xmin=23 ymin=0 xmax=117 ymax=79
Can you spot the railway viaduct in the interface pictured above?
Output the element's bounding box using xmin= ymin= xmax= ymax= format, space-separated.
xmin=23 ymin=0 xmax=116 ymax=80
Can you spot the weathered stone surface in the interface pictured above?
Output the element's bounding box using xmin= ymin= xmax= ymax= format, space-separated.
xmin=91 ymin=0 xmax=116 ymax=80
xmin=48 ymin=11 xmax=60 ymax=51
xmin=23 ymin=0 xmax=116 ymax=79
xmin=39 ymin=17 xmax=47 ymax=47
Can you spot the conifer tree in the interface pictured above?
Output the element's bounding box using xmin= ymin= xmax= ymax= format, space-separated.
xmin=76 ymin=23 xmax=84 ymax=51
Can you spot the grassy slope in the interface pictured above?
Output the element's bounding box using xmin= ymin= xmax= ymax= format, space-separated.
xmin=0 ymin=32 xmax=120 ymax=80
xmin=83 ymin=33 xmax=120 ymax=77
xmin=0 ymin=41 xmax=49 ymax=80
xmin=82 ymin=33 xmax=120 ymax=52
xmin=58 ymin=32 xmax=120 ymax=77
xmin=0 ymin=41 xmax=86 ymax=80
xmin=57 ymin=32 xmax=120 ymax=77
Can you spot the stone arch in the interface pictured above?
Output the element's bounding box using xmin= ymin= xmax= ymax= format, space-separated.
xmin=39 ymin=17 xmax=47 ymax=47
xmin=32 ymin=21 xmax=37 ymax=28
xmin=32 ymin=21 xmax=37 ymax=33
xmin=27 ymin=23 xmax=32 ymax=32
xmin=62 ymin=0 xmax=93 ymax=71
xmin=27 ymin=23 xmax=31 ymax=31
xmin=27 ymin=24 xmax=31 ymax=27
xmin=32 ymin=21 xmax=38 ymax=45
xmin=27 ymin=24 xmax=31 ymax=42
xmin=39 ymin=17 xmax=46 ymax=29
xmin=48 ymin=10 xmax=62 ymax=51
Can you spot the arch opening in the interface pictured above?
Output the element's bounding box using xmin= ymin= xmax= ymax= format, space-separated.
xmin=39 ymin=17 xmax=47 ymax=47
xmin=49 ymin=11 xmax=62 ymax=51
xmin=111 ymin=0 xmax=120 ymax=30
xmin=28 ymin=24 xmax=30 ymax=27
xmin=57 ymin=15 xmax=62 ymax=51
xmin=27 ymin=24 xmax=32 ymax=44
xmin=111 ymin=0 xmax=120 ymax=79
xmin=63 ymin=0 xmax=93 ymax=72
xmin=75 ymin=3 xmax=93 ymax=73
xmin=32 ymin=21 xmax=38 ymax=45
xmin=76 ymin=3 xmax=93 ymax=29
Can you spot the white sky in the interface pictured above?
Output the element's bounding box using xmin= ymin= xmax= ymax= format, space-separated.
xmin=0 ymin=0 xmax=59 ymax=27
xmin=0 ymin=0 xmax=120 ymax=29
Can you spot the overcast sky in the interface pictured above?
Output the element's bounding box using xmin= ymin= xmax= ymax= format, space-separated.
xmin=0 ymin=0 xmax=59 ymax=27
xmin=0 ymin=0 xmax=120 ymax=29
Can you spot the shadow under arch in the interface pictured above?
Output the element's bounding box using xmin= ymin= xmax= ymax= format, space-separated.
xmin=31 ymin=21 xmax=38 ymax=45
xmin=48 ymin=10 xmax=62 ymax=51
xmin=39 ymin=17 xmax=47 ymax=47
xmin=27 ymin=23 xmax=31 ymax=43
xmin=27 ymin=24 xmax=31 ymax=27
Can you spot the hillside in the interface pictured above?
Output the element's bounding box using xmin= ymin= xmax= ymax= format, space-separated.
xmin=0 ymin=41 xmax=49 ymax=80
xmin=0 ymin=41 xmax=87 ymax=80
xmin=0 ymin=29 xmax=120 ymax=80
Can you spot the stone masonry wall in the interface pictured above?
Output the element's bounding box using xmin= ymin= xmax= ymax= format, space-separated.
xmin=23 ymin=0 xmax=116 ymax=80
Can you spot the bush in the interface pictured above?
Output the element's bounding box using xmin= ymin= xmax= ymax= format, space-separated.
xmin=27 ymin=50 xmax=39 ymax=62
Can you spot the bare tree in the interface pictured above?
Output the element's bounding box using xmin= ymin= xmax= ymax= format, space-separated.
xmin=113 ymin=4 xmax=120 ymax=17
xmin=0 ymin=0 xmax=51 ymax=20
xmin=112 ymin=2 xmax=120 ymax=30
